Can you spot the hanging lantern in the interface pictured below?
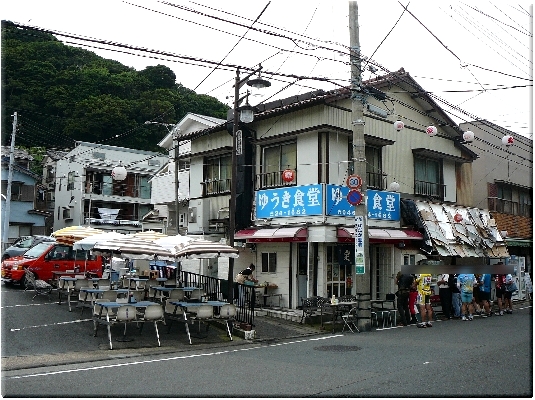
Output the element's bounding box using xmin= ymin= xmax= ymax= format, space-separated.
xmin=111 ymin=164 xmax=127 ymax=181
xmin=388 ymin=182 xmax=400 ymax=192
xmin=453 ymin=213 xmax=463 ymax=223
xmin=426 ymin=125 xmax=437 ymax=137
xmin=502 ymin=135 xmax=514 ymax=146
xmin=463 ymin=131 xmax=474 ymax=142
xmin=281 ymin=169 xmax=296 ymax=183
xmin=393 ymin=120 xmax=404 ymax=132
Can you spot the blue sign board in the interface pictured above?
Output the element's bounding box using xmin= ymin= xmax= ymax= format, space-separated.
xmin=366 ymin=190 xmax=400 ymax=221
xmin=256 ymin=185 xmax=323 ymax=219
xmin=326 ymin=185 xmax=355 ymax=216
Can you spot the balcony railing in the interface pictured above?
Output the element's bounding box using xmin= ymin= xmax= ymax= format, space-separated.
xmin=488 ymin=197 xmax=532 ymax=217
xmin=366 ymin=171 xmax=387 ymax=190
xmin=255 ymin=170 xmax=297 ymax=190
xmin=201 ymin=178 xmax=231 ymax=196
xmin=414 ymin=180 xmax=446 ymax=200
xmin=84 ymin=182 xmax=150 ymax=199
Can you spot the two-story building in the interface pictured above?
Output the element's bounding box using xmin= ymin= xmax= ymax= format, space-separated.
xmin=168 ymin=69 xmax=509 ymax=309
xmin=1 ymin=147 xmax=50 ymax=244
xmin=53 ymin=142 xmax=168 ymax=234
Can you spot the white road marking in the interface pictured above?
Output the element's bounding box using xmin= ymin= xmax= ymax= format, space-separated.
xmin=1 ymin=302 xmax=58 ymax=308
xmin=7 ymin=334 xmax=343 ymax=379
xmin=10 ymin=319 xmax=91 ymax=331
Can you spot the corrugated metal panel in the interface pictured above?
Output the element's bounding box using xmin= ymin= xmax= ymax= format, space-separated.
xmin=414 ymin=200 xmax=509 ymax=258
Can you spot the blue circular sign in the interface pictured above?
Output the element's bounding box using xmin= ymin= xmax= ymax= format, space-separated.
xmin=347 ymin=189 xmax=363 ymax=206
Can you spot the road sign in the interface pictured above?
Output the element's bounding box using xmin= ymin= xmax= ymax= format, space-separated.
xmin=346 ymin=174 xmax=363 ymax=189
xmin=346 ymin=189 xmax=363 ymax=206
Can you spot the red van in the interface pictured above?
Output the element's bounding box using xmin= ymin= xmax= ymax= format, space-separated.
xmin=1 ymin=241 xmax=103 ymax=286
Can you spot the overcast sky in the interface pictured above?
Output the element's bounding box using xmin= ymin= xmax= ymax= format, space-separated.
xmin=2 ymin=0 xmax=532 ymax=139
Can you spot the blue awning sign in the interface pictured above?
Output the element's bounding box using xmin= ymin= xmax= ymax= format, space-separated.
xmin=256 ymin=184 xmax=323 ymax=219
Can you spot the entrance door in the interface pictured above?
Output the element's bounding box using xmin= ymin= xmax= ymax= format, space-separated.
xmin=297 ymin=243 xmax=308 ymax=307
xmin=326 ymin=245 xmax=352 ymax=298
xmin=370 ymin=245 xmax=393 ymax=299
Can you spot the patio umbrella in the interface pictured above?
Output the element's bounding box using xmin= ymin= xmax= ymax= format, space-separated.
xmin=173 ymin=239 xmax=239 ymax=259
xmin=154 ymin=234 xmax=196 ymax=256
xmin=92 ymin=235 xmax=174 ymax=261
xmin=72 ymin=231 xmax=126 ymax=251
xmin=132 ymin=230 xmax=168 ymax=241
xmin=51 ymin=226 xmax=104 ymax=246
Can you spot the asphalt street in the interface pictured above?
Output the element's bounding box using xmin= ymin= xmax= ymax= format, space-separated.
xmin=1 ymin=283 xmax=533 ymax=397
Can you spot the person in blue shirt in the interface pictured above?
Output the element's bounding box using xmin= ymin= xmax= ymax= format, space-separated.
xmin=457 ymin=273 xmax=476 ymax=321
xmin=478 ymin=274 xmax=493 ymax=317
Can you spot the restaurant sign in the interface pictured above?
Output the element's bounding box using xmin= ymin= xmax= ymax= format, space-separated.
xmin=256 ymin=184 xmax=323 ymax=219
xmin=366 ymin=190 xmax=400 ymax=221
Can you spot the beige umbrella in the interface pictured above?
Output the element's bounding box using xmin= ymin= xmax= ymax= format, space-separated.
xmin=51 ymin=226 xmax=104 ymax=246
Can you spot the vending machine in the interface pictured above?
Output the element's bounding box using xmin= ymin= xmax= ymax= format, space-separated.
xmin=506 ymin=255 xmax=526 ymax=301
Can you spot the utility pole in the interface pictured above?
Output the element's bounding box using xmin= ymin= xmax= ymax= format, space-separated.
xmin=173 ymin=130 xmax=180 ymax=236
xmin=349 ymin=2 xmax=371 ymax=330
xmin=2 ymin=112 xmax=17 ymax=251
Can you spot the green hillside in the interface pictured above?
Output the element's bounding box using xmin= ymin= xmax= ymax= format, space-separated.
xmin=1 ymin=20 xmax=229 ymax=152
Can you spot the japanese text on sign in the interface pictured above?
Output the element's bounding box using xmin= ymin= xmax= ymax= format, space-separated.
xmin=326 ymin=185 xmax=355 ymax=216
xmin=366 ymin=190 xmax=400 ymax=221
xmin=354 ymin=215 xmax=365 ymax=274
xmin=256 ymin=185 xmax=323 ymax=219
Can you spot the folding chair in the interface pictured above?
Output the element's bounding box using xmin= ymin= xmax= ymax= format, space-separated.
xmin=341 ymin=307 xmax=359 ymax=333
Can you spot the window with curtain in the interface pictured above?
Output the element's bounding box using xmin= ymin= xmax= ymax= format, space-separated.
xmin=365 ymin=146 xmax=383 ymax=189
xmin=260 ymin=141 xmax=297 ymax=188
xmin=203 ymin=155 xmax=232 ymax=195
xmin=414 ymin=157 xmax=442 ymax=198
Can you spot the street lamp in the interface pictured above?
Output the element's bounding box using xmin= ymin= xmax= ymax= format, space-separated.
xmin=227 ymin=65 xmax=270 ymax=303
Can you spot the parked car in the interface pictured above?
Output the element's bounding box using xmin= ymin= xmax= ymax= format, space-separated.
xmin=1 ymin=241 xmax=103 ymax=286
xmin=2 ymin=235 xmax=55 ymax=261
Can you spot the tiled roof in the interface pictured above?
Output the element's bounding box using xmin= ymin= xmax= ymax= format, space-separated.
xmin=491 ymin=212 xmax=532 ymax=239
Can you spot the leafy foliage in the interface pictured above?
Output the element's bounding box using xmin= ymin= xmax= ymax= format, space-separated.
xmin=1 ymin=20 xmax=229 ymax=152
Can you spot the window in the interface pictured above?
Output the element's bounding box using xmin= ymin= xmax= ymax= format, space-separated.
xmin=365 ymin=146 xmax=385 ymax=189
xmin=261 ymin=252 xmax=277 ymax=273
xmin=489 ymin=182 xmax=532 ymax=217
xmin=179 ymin=160 xmax=190 ymax=172
xmin=67 ymin=171 xmax=75 ymax=191
xmin=414 ymin=157 xmax=444 ymax=199
xmin=62 ymin=208 xmax=72 ymax=220
xmin=258 ymin=141 xmax=297 ymax=188
xmin=203 ymin=155 xmax=231 ymax=195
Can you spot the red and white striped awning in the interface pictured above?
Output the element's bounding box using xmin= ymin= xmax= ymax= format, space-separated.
xmin=337 ymin=227 xmax=423 ymax=243
xmin=235 ymin=227 xmax=308 ymax=242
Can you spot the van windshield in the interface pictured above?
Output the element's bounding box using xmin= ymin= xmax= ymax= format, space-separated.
xmin=23 ymin=242 xmax=53 ymax=259
xmin=15 ymin=237 xmax=33 ymax=248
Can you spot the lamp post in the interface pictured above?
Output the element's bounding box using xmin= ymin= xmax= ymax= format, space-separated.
xmin=144 ymin=121 xmax=179 ymax=235
xmin=227 ymin=65 xmax=270 ymax=303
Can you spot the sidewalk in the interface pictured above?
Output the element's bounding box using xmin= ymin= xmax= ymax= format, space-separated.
xmin=1 ymin=313 xmax=324 ymax=372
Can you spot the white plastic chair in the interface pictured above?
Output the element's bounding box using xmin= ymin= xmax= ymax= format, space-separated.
xmin=216 ymin=304 xmax=236 ymax=341
xmin=137 ymin=304 xmax=165 ymax=346
xmin=186 ymin=305 xmax=213 ymax=345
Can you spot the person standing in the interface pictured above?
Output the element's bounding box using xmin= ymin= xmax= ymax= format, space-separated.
xmin=415 ymin=273 xmax=433 ymax=328
xmin=504 ymin=274 xmax=516 ymax=314
xmin=235 ymin=263 xmax=258 ymax=305
xmin=436 ymin=273 xmax=452 ymax=320
xmin=395 ymin=272 xmax=414 ymax=326
xmin=494 ymin=273 xmax=506 ymax=316
xmin=478 ymin=273 xmax=493 ymax=317
xmin=449 ymin=274 xmax=462 ymax=319
xmin=458 ymin=273 xmax=476 ymax=321
xmin=408 ymin=275 xmax=419 ymax=324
